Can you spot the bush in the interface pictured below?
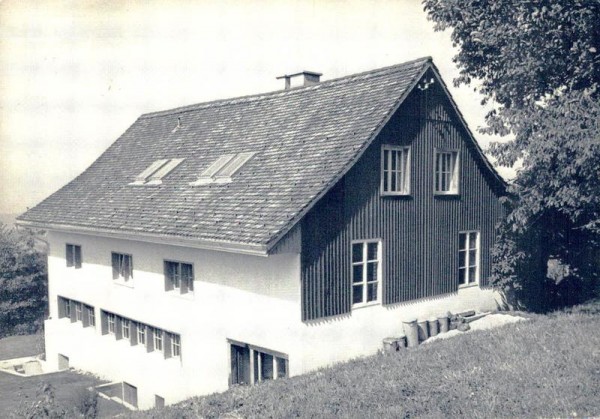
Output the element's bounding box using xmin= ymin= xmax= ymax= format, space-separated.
xmin=0 ymin=223 xmax=48 ymax=338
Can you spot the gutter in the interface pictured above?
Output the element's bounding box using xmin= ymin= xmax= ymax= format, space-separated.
xmin=16 ymin=220 xmax=269 ymax=257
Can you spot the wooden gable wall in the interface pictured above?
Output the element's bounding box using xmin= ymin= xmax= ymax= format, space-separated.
xmin=300 ymin=71 xmax=505 ymax=321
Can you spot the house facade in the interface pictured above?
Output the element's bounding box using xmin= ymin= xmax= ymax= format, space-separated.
xmin=18 ymin=57 xmax=505 ymax=409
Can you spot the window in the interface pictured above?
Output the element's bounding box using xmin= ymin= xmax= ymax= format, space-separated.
xmin=190 ymin=152 xmax=256 ymax=185
xmin=459 ymin=231 xmax=479 ymax=286
xmin=230 ymin=342 xmax=288 ymax=386
xmin=153 ymin=328 xmax=163 ymax=352
xmin=130 ymin=158 xmax=184 ymax=185
xmin=66 ymin=244 xmax=82 ymax=268
xmin=112 ymin=253 xmax=133 ymax=281
xmin=137 ymin=323 xmax=146 ymax=345
xmin=64 ymin=299 xmax=71 ymax=318
xmin=381 ymin=145 xmax=410 ymax=195
xmin=171 ymin=334 xmax=181 ymax=357
xmin=86 ymin=305 xmax=95 ymax=327
xmin=164 ymin=261 xmax=194 ymax=294
xmin=122 ymin=318 xmax=130 ymax=340
xmin=107 ymin=313 xmax=116 ymax=335
xmin=351 ymin=241 xmax=381 ymax=306
xmin=434 ymin=150 xmax=459 ymax=194
xmin=75 ymin=302 xmax=83 ymax=322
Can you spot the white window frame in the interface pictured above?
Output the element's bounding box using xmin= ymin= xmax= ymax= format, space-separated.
xmin=137 ymin=323 xmax=146 ymax=346
xmin=381 ymin=145 xmax=410 ymax=195
xmin=122 ymin=318 xmax=130 ymax=340
xmin=434 ymin=149 xmax=460 ymax=195
xmin=112 ymin=252 xmax=133 ymax=282
xmin=66 ymin=244 xmax=82 ymax=269
xmin=171 ymin=334 xmax=181 ymax=357
xmin=64 ymin=299 xmax=71 ymax=318
xmin=459 ymin=231 xmax=480 ymax=287
xmin=153 ymin=328 xmax=163 ymax=352
xmin=87 ymin=306 xmax=95 ymax=327
xmin=107 ymin=313 xmax=116 ymax=335
xmin=351 ymin=239 xmax=382 ymax=307
xmin=75 ymin=302 xmax=83 ymax=322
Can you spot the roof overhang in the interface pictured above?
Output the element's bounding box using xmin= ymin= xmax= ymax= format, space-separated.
xmin=16 ymin=220 xmax=270 ymax=257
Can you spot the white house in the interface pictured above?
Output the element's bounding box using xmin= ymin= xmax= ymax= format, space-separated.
xmin=18 ymin=57 xmax=505 ymax=409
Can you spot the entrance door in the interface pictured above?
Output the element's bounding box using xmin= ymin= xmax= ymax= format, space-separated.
xmin=230 ymin=344 xmax=250 ymax=385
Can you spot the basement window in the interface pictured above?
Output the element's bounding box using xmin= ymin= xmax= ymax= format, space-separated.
xmin=130 ymin=158 xmax=184 ymax=185
xmin=229 ymin=340 xmax=288 ymax=386
xmin=190 ymin=152 xmax=256 ymax=185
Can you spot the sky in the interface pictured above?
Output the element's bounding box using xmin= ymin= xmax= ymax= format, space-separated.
xmin=0 ymin=0 xmax=509 ymax=215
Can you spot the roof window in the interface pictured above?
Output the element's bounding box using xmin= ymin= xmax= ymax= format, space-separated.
xmin=130 ymin=158 xmax=184 ymax=186
xmin=191 ymin=152 xmax=256 ymax=186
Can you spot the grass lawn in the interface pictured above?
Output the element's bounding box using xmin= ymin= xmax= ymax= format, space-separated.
xmin=133 ymin=299 xmax=600 ymax=418
xmin=0 ymin=334 xmax=127 ymax=418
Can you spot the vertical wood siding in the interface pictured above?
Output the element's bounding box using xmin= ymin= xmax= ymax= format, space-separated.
xmin=301 ymin=71 xmax=504 ymax=321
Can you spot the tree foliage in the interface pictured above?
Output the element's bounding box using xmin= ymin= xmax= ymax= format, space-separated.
xmin=424 ymin=0 xmax=600 ymax=309
xmin=0 ymin=223 xmax=48 ymax=337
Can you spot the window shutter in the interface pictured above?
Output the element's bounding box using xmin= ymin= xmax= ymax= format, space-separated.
xmin=112 ymin=253 xmax=119 ymax=279
xmin=101 ymin=311 xmax=108 ymax=335
xmin=164 ymin=333 xmax=172 ymax=359
xmin=82 ymin=306 xmax=89 ymax=327
xmin=58 ymin=297 xmax=65 ymax=318
xmin=146 ymin=327 xmax=154 ymax=352
xmin=66 ymin=245 xmax=73 ymax=267
xmin=164 ymin=262 xmax=174 ymax=291
xmin=130 ymin=322 xmax=138 ymax=346
xmin=75 ymin=246 xmax=82 ymax=268
xmin=115 ymin=317 xmax=123 ymax=340
xmin=70 ymin=302 xmax=77 ymax=323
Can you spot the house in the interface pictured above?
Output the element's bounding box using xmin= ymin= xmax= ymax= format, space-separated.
xmin=17 ymin=57 xmax=505 ymax=409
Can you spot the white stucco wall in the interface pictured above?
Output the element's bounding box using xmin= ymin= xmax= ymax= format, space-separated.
xmin=44 ymin=230 xmax=500 ymax=409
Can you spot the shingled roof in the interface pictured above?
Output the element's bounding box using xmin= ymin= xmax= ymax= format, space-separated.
xmin=18 ymin=57 xmax=503 ymax=255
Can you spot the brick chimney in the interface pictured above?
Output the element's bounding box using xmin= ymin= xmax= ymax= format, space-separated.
xmin=276 ymin=71 xmax=322 ymax=90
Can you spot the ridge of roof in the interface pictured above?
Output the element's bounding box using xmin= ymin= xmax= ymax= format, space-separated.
xmin=140 ymin=56 xmax=433 ymax=120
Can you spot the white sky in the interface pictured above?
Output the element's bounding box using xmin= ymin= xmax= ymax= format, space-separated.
xmin=0 ymin=0 xmax=509 ymax=215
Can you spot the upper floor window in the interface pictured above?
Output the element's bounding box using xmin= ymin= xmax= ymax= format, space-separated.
xmin=137 ymin=323 xmax=146 ymax=345
xmin=351 ymin=240 xmax=381 ymax=306
xmin=85 ymin=305 xmax=95 ymax=327
xmin=164 ymin=261 xmax=194 ymax=294
xmin=434 ymin=150 xmax=459 ymax=194
xmin=381 ymin=145 xmax=410 ymax=195
xmin=153 ymin=328 xmax=163 ymax=352
xmin=107 ymin=313 xmax=116 ymax=334
xmin=459 ymin=231 xmax=479 ymax=286
xmin=74 ymin=302 xmax=83 ymax=322
xmin=112 ymin=252 xmax=133 ymax=281
xmin=66 ymin=244 xmax=82 ymax=269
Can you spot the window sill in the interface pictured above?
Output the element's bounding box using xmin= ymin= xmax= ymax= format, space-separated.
xmin=352 ymin=301 xmax=381 ymax=310
xmin=113 ymin=279 xmax=134 ymax=288
xmin=458 ymin=283 xmax=479 ymax=290
xmin=434 ymin=191 xmax=460 ymax=197
xmin=380 ymin=192 xmax=411 ymax=197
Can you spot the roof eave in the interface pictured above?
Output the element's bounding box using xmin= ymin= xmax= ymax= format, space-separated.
xmin=16 ymin=220 xmax=269 ymax=257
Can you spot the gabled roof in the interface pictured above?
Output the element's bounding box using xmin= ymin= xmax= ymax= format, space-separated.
xmin=18 ymin=57 xmax=505 ymax=255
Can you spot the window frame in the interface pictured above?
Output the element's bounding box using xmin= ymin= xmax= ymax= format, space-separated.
xmin=66 ymin=244 xmax=82 ymax=269
xmin=351 ymin=239 xmax=383 ymax=308
xmin=86 ymin=305 xmax=95 ymax=327
xmin=121 ymin=318 xmax=131 ymax=340
xmin=107 ymin=313 xmax=116 ymax=335
xmin=458 ymin=230 xmax=480 ymax=287
xmin=74 ymin=302 xmax=83 ymax=322
xmin=170 ymin=333 xmax=181 ymax=358
xmin=153 ymin=328 xmax=163 ymax=353
xmin=380 ymin=145 xmax=411 ymax=196
xmin=433 ymin=149 xmax=460 ymax=195
xmin=164 ymin=260 xmax=195 ymax=294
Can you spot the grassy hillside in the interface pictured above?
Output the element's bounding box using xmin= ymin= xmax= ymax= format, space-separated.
xmin=133 ymin=301 xmax=600 ymax=418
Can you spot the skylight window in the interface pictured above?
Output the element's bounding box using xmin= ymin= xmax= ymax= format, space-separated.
xmin=190 ymin=152 xmax=256 ymax=186
xmin=130 ymin=158 xmax=184 ymax=186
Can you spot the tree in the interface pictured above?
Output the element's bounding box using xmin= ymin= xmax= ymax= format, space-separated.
xmin=423 ymin=0 xmax=600 ymax=309
xmin=0 ymin=223 xmax=48 ymax=337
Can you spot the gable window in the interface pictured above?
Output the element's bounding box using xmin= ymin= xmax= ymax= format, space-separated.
xmin=351 ymin=240 xmax=381 ymax=306
xmin=66 ymin=244 xmax=82 ymax=268
xmin=434 ymin=150 xmax=459 ymax=194
xmin=459 ymin=231 xmax=479 ymax=286
xmin=112 ymin=252 xmax=133 ymax=281
xmin=381 ymin=145 xmax=410 ymax=195
xmin=164 ymin=261 xmax=194 ymax=294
